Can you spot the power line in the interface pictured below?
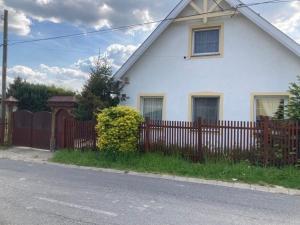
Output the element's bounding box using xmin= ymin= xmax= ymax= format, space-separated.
xmin=7 ymin=0 xmax=300 ymax=46
xmin=238 ymin=0 xmax=297 ymax=7
xmin=8 ymin=20 xmax=166 ymax=46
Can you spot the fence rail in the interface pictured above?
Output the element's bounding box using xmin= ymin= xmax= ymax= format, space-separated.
xmin=61 ymin=117 xmax=300 ymax=166
xmin=139 ymin=118 xmax=300 ymax=166
xmin=64 ymin=119 xmax=96 ymax=149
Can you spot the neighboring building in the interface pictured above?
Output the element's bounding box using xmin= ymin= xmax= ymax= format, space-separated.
xmin=115 ymin=0 xmax=300 ymax=122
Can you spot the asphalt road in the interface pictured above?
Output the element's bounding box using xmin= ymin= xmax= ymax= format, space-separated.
xmin=0 ymin=159 xmax=299 ymax=225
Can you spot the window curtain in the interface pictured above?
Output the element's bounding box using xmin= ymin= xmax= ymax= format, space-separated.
xmin=193 ymin=97 xmax=219 ymax=122
xmin=142 ymin=97 xmax=163 ymax=121
xmin=256 ymin=97 xmax=285 ymax=120
xmin=194 ymin=29 xmax=219 ymax=54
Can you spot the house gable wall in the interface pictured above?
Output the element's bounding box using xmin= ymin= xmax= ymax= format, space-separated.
xmin=122 ymin=14 xmax=300 ymax=121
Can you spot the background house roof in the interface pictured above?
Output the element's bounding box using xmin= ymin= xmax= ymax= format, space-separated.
xmin=5 ymin=96 xmax=18 ymax=103
xmin=114 ymin=0 xmax=300 ymax=80
xmin=47 ymin=96 xmax=77 ymax=109
xmin=47 ymin=96 xmax=77 ymax=103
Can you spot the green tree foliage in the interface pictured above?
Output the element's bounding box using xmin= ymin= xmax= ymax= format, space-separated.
xmin=96 ymin=106 xmax=144 ymax=152
xmin=274 ymin=101 xmax=285 ymax=120
xmin=286 ymin=76 xmax=300 ymax=120
xmin=7 ymin=77 xmax=74 ymax=112
xmin=75 ymin=57 xmax=122 ymax=120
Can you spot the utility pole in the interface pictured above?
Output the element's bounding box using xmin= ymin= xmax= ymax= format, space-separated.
xmin=1 ymin=9 xmax=7 ymax=124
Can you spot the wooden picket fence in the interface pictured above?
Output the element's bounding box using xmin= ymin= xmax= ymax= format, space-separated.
xmin=62 ymin=117 xmax=300 ymax=166
xmin=64 ymin=119 xmax=96 ymax=149
xmin=139 ymin=118 xmax=300 ymax=166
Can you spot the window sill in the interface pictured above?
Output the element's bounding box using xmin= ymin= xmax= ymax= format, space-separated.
xmin=190 ymin=53 xmax=222 ymax=59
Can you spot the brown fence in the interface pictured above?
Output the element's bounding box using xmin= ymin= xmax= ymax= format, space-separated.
xmin=64 ymin=119 xmax=96 ymax=149
xmin=12 ymin=110 xmax=52 ymax=149
xmin=0 ymin=122 xmax=6 ymax=145
xmin=140 ymin=118 xmax=300 ymax=166
xmin=61 ymin=116 xmax=300 ymax=166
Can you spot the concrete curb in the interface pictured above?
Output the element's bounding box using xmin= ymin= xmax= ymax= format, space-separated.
xmin=52 ymin=163 xmax=300 ymax=196
xmin=5 ymin=157 xmax=299 ymax=196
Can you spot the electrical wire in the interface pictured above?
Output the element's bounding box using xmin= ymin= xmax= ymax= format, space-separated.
xmin=6 ymin=0 xmax=300 ymax=46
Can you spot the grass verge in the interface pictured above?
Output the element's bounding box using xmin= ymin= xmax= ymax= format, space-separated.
xmin=51 ymin=150 xmax=300 ymax=189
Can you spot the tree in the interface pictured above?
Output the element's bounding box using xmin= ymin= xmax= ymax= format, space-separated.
xmin=75 ymin=57 xmax=122 ymax=120
xmin=286 ymin=76 xmax=300 ymax=120
xmin=7 ymin=77 xmax=75 ymax=112
xmin=274 ymin=101 xmax=285 ymax=120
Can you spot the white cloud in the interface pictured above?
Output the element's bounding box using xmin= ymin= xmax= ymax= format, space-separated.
xmin=0 ymin=0 xmax=31 ymax=36
xmin=36 ymin=0 xmax=53 ymax=5
xmin=126 ymin=9 xmax=157 ymax=35
xmin=270 ymin=2 xmax=300 ymax=43
xmin=105 ymin=44 xmax=138 ymax=70
xmin=5 ymin=43 xmax=136 ymax=91
xmin=4 ymin=0 xmax=300 ymax=42
xmin=74 ymin=43 xmax=138 ymax=72
xmin=7 ymin=64 xmax=88 ymax=91
xmin=93 ymin=19 xmax=111 ymax=30
xmin=4 ymin=0 xmax=168 ymax=35
xmin=39 ymin=64 xmax=89 ymax=79
xmin=8 ymin=65 xmax=46 ymax=82
xmin=99 ymin=3 xmax=113 ymax=14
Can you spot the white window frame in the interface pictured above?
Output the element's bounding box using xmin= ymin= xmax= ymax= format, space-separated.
xmin=189 ymin=93 xmax=224 ymax=122
xmin=192 ymin=96 xmax=220 ymax=122
xmin=139 ymin=95 xmax=165 ymax=121
xmin=191 ymin=26 xmax=221 ymax=57
xmin=252 ymin=94 xmax=290 ymax=121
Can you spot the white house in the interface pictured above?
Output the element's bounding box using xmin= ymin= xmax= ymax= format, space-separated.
xmin=115 ymin=0 xmax=300 ymax=122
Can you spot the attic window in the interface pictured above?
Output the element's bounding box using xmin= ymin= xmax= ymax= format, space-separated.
xmin=192 ymin=27 xmax=221 ymax=56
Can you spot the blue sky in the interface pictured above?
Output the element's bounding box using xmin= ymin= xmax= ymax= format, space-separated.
xmin=1 ymin=0 xmax=300 ymax=92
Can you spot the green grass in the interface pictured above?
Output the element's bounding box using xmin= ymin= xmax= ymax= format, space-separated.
xmin=51 ymin=150 xmax=300 ymax=189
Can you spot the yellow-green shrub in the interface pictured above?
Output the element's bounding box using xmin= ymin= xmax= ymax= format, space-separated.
xmin=96 ymin=106 xmax=144 ymax=152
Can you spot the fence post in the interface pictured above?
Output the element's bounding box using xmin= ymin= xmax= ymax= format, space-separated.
xmin=145 ymin=117 xmax=150 ymax=152
xmin=62 ymin=118 xmax=66 ymax=148
xmin=5 ymin=105 xmax=13 ymax=145
xmin=262 ymin=117 xmax=270 ymax=166
xmin=297 ymin=121 xmax=300 ymax=165
xmin=49 ymin=109 xmax=57 ymax=151
xmin=197 ymin=118 xmax=204 ymax=162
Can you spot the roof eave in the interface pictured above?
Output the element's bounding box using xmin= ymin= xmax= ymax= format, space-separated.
xmin=114 ymin=0 xmax=300 ymax=80
xmin=227 ymin=0 xmax=300 ymax=57
xmin=114 ymin=0 xmax=191 ymax=80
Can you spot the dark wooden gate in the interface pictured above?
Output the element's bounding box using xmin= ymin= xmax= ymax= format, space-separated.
xmin=12 ymin=110 xmax=33 ymax=147
xmin=12 ymin=110 xmax=52 ymax=149
xmin=32 ymin=111 xmax=51 ymax=149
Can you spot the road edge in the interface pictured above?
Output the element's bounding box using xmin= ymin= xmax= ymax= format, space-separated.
xmin=4 ymin=156 xmax=298 ymax=196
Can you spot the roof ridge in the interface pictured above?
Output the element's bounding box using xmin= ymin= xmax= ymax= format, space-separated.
xmin=114 ymin=0 xmax=300 ymax=80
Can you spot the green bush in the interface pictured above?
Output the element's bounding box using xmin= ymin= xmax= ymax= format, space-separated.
xmin=96 ymin=106 xmax=144 ymax=152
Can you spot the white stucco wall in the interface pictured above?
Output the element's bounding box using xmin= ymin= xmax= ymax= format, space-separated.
xmin=121 ymin=14 xmax=300 ymax=121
